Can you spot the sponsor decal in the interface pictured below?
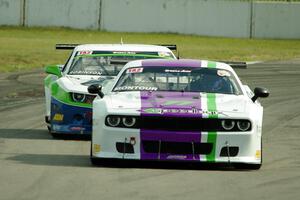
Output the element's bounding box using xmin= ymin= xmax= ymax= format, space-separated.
xmin=166 ymin=155 xmax=187 ymax=160
xmin=217 ymin=70 xmax=230 ymax=77
xmin=53 ymin=113 xmax=64 ymax=121
xmin=126 ymin=68 xmax=143 ymax=73
xmin=78 ymin=51 xmax=92 ymax=55
xmin=93 ymin=144 xmax=101 ymax=153
xmin=113 ymin=51 xmax=136 ymax=54
xmin=165 ymin=69 xmax=191 ymax=73
xmin=255 ymin=150 xmax=261 ymax=159
xmin=114 ymin=86 xmax=158 ymax=91
xmin=142 ymin=107 xmax=220 ymax=115
xmin=70 ymin=127 xmax=85 ymax=131
xmin=69 ymin=71 xmax=102 ymax=75
xmin=130 ymin=137 xmax=136 ymax=145
xmin=52 ymin=124 xmax=63 ymax=130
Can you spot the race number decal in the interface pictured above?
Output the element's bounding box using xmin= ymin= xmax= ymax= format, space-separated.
xmin=126 ymin=68 xmax=143 ymax=73
xmin=78 ymin=51 xmax=92 ymax=55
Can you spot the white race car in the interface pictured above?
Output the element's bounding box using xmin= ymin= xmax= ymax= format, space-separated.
xmin=44 ymin=44 xmax=176 ymax=136
xmin=88 ymin=59 xmax=269 ymax=169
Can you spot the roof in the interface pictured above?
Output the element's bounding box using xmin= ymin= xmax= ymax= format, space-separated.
xmin=142 ymin=59 xmax=201 ymax=68
xmin=74 ymin=44 xmax=174 ymax=53
xmin=133 ymin=59 xmax=233 ymax=70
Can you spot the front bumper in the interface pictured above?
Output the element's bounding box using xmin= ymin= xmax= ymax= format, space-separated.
xmin=50 ymin=98 xmax=92 ymax=135
xmin=91 ymin=126 xmax=262 ymax=164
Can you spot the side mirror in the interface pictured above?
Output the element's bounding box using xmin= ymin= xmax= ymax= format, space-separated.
xmin=251 ymin=87 xmax=269 ymax=102
xmin=88 ymin=84 xmax=104 ymax=98
xmin=45 ymin=65 xmax=62 ymax=77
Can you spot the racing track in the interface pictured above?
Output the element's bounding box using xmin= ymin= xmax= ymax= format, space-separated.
xmin=0 ymin=60 xmax=300 ymax=200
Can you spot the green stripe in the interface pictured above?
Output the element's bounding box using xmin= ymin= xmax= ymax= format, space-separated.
xmin=207 ymin=61 xmax=217 ymax=68
xmin=206 ymin=61 xmax=218 ymax=162
xmin=51 ymin=83 xmax=92 ymax=108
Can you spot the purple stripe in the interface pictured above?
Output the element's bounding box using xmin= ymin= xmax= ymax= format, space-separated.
xmin=140 ymin=91 xmax=202 ymax=161
xmin=142 ymin=59 xmax=201 ymax=68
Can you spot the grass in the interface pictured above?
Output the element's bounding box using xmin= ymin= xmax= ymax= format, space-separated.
xmin=1 ymin=26 xmax=300 ymax=72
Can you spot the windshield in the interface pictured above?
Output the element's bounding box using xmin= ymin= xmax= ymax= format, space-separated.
xmin=68 ymin=51 xmax=174 ymax=76
xmin=113 ymin=66 xmax=242 ymax=95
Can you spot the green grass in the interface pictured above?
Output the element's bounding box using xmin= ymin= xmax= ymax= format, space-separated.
xmin=1 ymin=26 xmax=300 ymax=72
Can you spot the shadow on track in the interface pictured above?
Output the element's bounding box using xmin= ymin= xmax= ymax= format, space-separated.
xmin=52 ymin=133 xmax=91 ymax=141
xmin=91 ymin=159 xmax=242 ymax=171
xmin=6 ymin=154 xmax=91 ymax=168
xmin=0 ymin=129 xmax=51 ymax=140
xmin=0 ymin=129 xmax=91 ymax=141
xmin=6 ymin=152 xmax=246 ymax=171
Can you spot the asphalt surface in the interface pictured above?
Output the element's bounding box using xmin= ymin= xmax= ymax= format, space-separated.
xmin=0 ymin=60 xmax=300 ymax=200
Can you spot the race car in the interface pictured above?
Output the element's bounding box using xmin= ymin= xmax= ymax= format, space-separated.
xmin=44 ymin=44 xmax=177 ymax=136
xmin=88 ymin=59 xmax=269 ymax=169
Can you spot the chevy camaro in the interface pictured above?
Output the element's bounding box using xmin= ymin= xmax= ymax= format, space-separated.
xmin=44 ymin=44 xmax=176 ymax=136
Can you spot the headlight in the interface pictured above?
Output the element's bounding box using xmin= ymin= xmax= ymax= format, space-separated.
xmin=72 ymin=93 xmax=86 ymax=102
xmin=122 ymin=117 xmax=136 ymax=127
xmin=237 ymin=121 xmax=251 ymax=131
xmin=71 ymin=93 xmax=96 ymax=104
xmin=106 ymin=116 xmax=121 ymax=127
xmin=221 ymin=120 xmax=235 ymax=130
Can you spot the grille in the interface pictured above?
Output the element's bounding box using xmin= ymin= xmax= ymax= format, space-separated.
xmin=140 ymin=116 xmax=233 ymax=132
xmin=142 ymin=141 xmax=213 ymax=155
xmin=105 ymin=115 xmax=252 ymax=132
xmin=220 ymin=146 xmax=239 ymax=157
xmin=116 ymin=142 xmax=134 ymax=154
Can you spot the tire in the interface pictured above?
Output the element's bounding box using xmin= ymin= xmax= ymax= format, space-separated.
xmin=47 ymin=125 xmax=51 ymax=132
xmin=50 ymin=132 xmax=60 ymax=138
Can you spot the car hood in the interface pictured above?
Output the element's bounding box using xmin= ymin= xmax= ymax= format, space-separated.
xmin=106 ymin=91 xmax=251 ymax=117
xmin=58 ymin=75 xmax=115 ymax=93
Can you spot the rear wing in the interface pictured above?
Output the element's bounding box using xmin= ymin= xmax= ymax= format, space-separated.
xmin=55 ymin=44 xmax=177 ymax=51
xmin=56 ymin=44 xmax=79 ymax=50
xmin=219 ymin=61 xmax=247 ymax=69
xmin=155 ymin=44 xmax=177 ymax=51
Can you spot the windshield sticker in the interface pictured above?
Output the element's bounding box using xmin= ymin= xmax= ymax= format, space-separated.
xmin=113 ymin=51 xmax=136 ymax=54
xmin=165 ymin=69 xmax=191 ymax=73
xmin=78 ymin=51 xmax=92 ymax=55
xmin=126 ymin=68 xmax=144 ymax=73
xmin=114 ymin=86 xmax=158 ymax=91
xmin=69 ymin=71 xmax=102 ymax=75
xmin=217 ymin=70 xmax=230 ymax=77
